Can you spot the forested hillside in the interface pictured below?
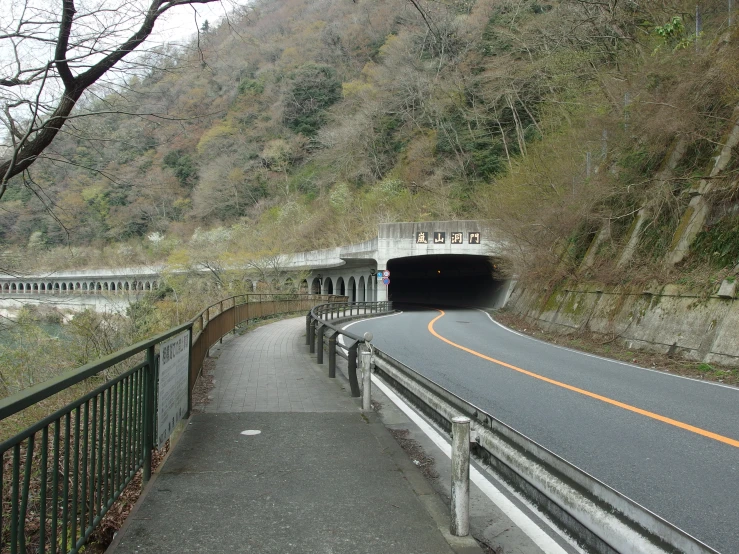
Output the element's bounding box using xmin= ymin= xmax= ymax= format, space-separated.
xmin=2 ymin=0 xmax=738 ymax=289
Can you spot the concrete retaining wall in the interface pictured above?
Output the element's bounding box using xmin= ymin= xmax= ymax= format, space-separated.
xmin=506 ymin=283 xmax=739 ymax=365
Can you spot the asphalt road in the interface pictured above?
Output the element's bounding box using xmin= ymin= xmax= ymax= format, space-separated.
xmin=347 ymin=307 xmax=739 ymax=554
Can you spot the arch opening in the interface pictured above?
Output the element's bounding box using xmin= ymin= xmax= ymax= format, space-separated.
xmin=358 ymin=276 xmax=366 ymax=302
xmin=336 ymin=277 xmax=345 ymax=297
xmin=386 ymin=254 xmax=509 ymax=308
xmin=323 ymin=277 xmax=334 ymax=295
xmin=348 ymin=277 xmax=356 ymax=302
xmin=311 ymin=278 xmax=321 ymax=294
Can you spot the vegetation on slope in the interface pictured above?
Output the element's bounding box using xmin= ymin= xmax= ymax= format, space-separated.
xmin=0 ymin=0 xmax=737 ymax=292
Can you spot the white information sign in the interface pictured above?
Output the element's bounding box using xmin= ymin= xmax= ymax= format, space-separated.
xmin=157 ymin=330 xmax=190 ymax=447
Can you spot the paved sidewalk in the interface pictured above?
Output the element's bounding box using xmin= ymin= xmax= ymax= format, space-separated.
xmin=206 ymin=318 xmax=357 ymax=413
xmin=109 ymin=317 xmax=482 ymax=554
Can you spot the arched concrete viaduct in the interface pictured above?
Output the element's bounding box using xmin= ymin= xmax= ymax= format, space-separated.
xmin=1 ymin=220 xmax=515 ymax=310
xmin=0 ymin=268 xmax=162 ymax=297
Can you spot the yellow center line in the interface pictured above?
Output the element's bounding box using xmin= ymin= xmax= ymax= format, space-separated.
xmin=427 ymin=310 xmax=739 ymax=449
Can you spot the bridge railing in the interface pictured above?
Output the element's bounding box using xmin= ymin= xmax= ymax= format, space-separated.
xmin=306 ymin=301 xmax=393 ymax=397
xmin=0 ymin=292 xmax=346 ymax=554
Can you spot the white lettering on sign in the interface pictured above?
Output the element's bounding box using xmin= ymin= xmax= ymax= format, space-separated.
xmin=157 ymin=330 xmax=190 ymax=447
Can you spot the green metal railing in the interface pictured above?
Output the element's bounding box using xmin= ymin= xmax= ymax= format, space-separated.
xmin=0 ymin=293 xmax=345 ymax=554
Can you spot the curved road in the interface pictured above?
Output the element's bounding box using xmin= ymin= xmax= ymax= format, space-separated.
xmin=347 ymin=307 xmax=739 ymax=554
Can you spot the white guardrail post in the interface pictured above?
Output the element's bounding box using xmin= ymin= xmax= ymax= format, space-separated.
xmin=451 ymin=416 xmax=471 ymax=537
xmin=361 ymin=332 xmax=373 ymax=412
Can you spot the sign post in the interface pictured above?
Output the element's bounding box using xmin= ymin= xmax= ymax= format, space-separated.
xmin=157 ymin=330 xmax=190 ymax=447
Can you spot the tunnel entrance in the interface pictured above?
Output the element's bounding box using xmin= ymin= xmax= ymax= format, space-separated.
xmin=387 ymin=254 xmax=508 ymax=307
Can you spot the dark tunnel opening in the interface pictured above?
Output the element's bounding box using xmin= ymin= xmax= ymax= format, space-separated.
xmin=386 ymin=254 xmax=509 ymax=308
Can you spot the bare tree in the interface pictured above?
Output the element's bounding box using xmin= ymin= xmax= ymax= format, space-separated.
xmin=0 ymin=0 xmax=226 ymax=200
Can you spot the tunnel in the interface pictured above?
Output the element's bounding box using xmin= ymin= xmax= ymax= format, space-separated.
xmin=386 ymin=254 xmax=509 ymax=308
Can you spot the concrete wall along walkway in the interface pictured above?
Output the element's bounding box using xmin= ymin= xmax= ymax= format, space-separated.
xmin=109 ymin=317 xmax=482 ymax=554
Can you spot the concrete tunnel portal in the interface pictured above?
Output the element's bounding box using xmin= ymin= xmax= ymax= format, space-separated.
xmin=386 ymin=254 xmax=510 ymax=308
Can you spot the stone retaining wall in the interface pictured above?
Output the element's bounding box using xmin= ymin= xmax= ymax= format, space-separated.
xmin=507 ymin=283 xmax=739 ymax=366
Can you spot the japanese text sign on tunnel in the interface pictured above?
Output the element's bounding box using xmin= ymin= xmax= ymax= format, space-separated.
xmin=157 ymin=330 xmax=190 ymax=447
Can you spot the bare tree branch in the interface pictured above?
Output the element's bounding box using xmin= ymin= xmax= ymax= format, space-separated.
xmin=0 ymin=0 xmax=223 ymax=200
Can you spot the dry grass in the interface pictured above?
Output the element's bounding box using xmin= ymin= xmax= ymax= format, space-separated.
xmin=87 ymin=446 xmax=169 ymax=551
xmin=388 ymin=428 xmax=439 ymax=480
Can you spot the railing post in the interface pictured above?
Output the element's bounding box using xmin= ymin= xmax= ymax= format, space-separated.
xmin=143 ymin=345 xmax=156 ymax=484
xmin=347 ymin=342 xmax=360 ymax=397
xmin=306 ymin=314 xmax=311 ymax=345
xmin=186 ymin=327 xmax=193 ymax=418
xmin=316 ymin=324 xmax=325 ymax=364
xmin=451 ymin=416 xmax=471 ymax=537
xmin=361 ymin=333 xmax=373 ymax=412
xmin=328 ymin=332 xmax=337 ymax=378
xmin=309 ymin=319 xmax=317 ymax=354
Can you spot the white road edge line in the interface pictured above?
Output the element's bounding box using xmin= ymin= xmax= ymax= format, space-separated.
xmin=478 ymin=310 xmax=739 ymax=391
xmin=372 ymin=375 xmax=575 ymax=554
xmin=337 ymin=312 xmax=403 ymax=353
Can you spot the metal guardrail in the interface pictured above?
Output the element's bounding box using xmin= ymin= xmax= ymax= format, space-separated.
xmin=305 ymin=303 xmax=719 ymax=553
xmin=306 ymin=301 xmax=393 ymax=397
xmin=0 ymin=293 xmax=346 ymax=554
xmin=370 ymin=349 xmax=721 ymax=554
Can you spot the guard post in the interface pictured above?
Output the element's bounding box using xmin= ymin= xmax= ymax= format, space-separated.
xmin=361 ymin=332 xmax=373 ymax=411
xmin=451 ymin=416 xmax=471 ymax=536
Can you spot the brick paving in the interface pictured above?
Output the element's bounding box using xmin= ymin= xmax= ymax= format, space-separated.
xmin=206 ymin=316 xmax=358 ymax=413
